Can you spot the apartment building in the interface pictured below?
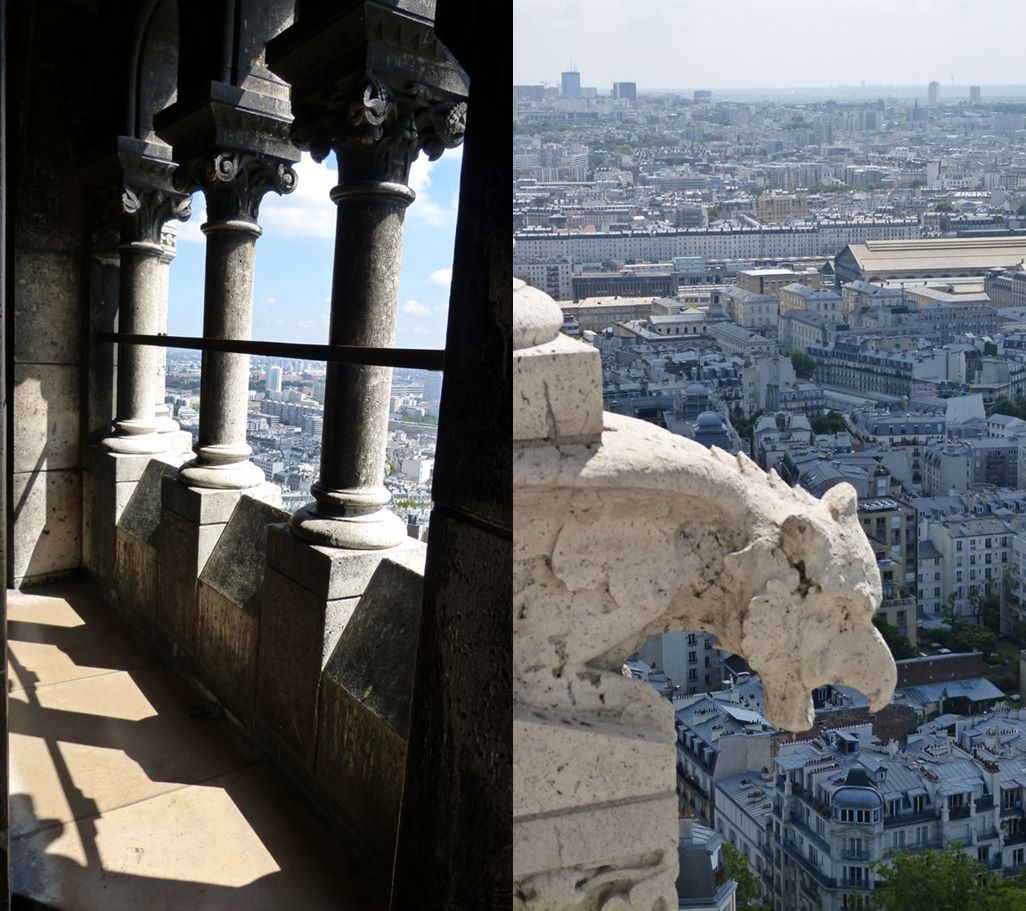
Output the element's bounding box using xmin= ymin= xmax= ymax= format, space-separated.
xmin=717 ymin=724 xmax=1021 ymax=911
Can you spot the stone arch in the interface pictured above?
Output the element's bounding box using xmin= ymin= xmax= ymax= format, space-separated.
xmin=126 ymin=0 xmax=179 ymax=142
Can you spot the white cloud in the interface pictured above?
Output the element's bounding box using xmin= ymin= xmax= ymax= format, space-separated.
xmin=259 ymin=153 xmax=338 ymax=239
xmin=176 ymin=194 xmax=206 ymax=243
xmin=411 ymin=326 xmax=431 ymax=335
xmin=407 ymin=146 xmax=463 ymax=227
xmin=428 ymin=268 xmax=453 ymax=287
xmin=260 ymin=296 xmax=277 ymax=306
xmin=403 ymin=299 xmax=432 ymax=316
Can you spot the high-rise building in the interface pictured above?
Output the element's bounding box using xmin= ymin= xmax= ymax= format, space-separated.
xmin=267 ymin=364 xmax=283 ymax=394
xmin=694 ymin=89 xmax=712 ymax=102
xmin=970 ymin=84 xmax=982 ymax=104
xmin=560 ymin=70 xmax=581 ymax=98
xmin=928 ymin=80 xmax=940 ymax=104
xmin=611 ymin=81 xmax=637 ymax=102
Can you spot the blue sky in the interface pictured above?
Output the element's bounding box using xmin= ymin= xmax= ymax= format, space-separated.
xmin=166 ymin=146 xmax=463 ymax=350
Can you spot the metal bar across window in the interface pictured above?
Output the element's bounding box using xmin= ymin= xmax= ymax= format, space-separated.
xmin=97 ymin=333 xmax=445 ymax=371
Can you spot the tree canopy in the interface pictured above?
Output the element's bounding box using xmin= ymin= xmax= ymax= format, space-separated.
xmin=790 ymin=350 xmax=816 ymax=379
xmin=873 ymin=615 xmax=917 ymax=660
xmin=870 ymin=845 xmax=1026 ymax=911
xmin=810 ymin=410 xmax=848 ymax=436
xmin=720 ymin=842 xmax=768 ymax=911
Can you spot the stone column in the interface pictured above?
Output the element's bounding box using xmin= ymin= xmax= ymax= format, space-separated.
xmin=102 ymin=170 xmax=190 ymax=454
xmin=175 ymin=152 xmax=296 ymax=489
xmin=154 ymin=223 xmax=178 ymax=434
xmin=287 ymin=76 xmax=466 ymax=549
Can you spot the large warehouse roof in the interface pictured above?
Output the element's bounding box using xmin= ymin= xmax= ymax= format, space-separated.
xmin=837 ymin=236 xmax=1026 ymax=280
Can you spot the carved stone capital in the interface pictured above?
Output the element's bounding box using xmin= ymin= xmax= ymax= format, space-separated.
xmin=295 ymin=73 xmax=467 ymax=185
xmin=121 ymin=183 xmax=192 ymax=247
xmin=120 ymin=155 xmax=192 ymax=246
xmin=175 ymin=151 xmax=297 ymax=225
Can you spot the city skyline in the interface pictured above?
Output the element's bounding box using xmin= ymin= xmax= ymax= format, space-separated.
xmin=514 ymin=0 xmax=1026 ymax=91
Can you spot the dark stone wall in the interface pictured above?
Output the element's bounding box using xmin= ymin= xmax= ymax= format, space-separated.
xmin=389 ymin=1 xmax=512 ymax=908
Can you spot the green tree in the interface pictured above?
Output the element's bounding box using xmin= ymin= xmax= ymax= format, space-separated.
xmin=950 ymin=623 xmax=998 ymax=656
xmin=869 ymin=845 xmax=996 ymax=911
xmin=790 ymin=350 xmax=816 ymax=379
xmin=720 ymin=842 xmax=768 ymax=911
xmin=810 ymin=410 xmax=848 ymax=435
xmin=707 ymin=206 xmax=719 ymax=221
xmin=934 ymin=201 xmax=959 ymax=213
xmin=873 ymin=615 xmax=917 ymax=660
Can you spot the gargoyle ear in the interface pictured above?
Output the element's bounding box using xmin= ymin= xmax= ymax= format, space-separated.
xmin=822 ymin=482 xmax=857 ymax=521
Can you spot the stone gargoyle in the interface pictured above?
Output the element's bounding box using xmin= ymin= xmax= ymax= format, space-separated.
xmin=514 ymin=418 xmax=896 ymax=734
xmin=512 ymin=277 xmax=896 ymax=910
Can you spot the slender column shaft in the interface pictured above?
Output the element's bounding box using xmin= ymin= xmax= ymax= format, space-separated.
xmin=105 ymin=241 xmax=166 ymax=453
xmin=291 ymin=181 xmax=413 ymax=548
xmin=175 ymin=152 xmax=295 ymax=489
xmin=155 ymin=224 xmax=178 ymax=432
xmin=179 ymin=219 xmax=263 ymax=488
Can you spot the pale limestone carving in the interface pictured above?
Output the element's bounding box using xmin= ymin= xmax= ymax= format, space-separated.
xmin=512 ymin=277 xmax=897 ymax=909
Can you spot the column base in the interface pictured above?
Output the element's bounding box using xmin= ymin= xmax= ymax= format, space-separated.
xmin=178 ymin=457 xmax=266 ymax=490
xmin=101 ymin=431 xmax=169 ymax=455
xmin=289 ymin=503 xmax=407 ymax=550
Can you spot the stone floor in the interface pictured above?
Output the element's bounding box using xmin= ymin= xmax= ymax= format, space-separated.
xmin=7 ymin=581 xmax=386 ymax=910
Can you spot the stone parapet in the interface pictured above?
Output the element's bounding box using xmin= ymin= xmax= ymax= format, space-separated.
xmin=255 ymin=527 xmax=425 ymax=770
xmin=196 ymin=495 xmax=290 ymax=723
xmin=157 ymin=478 xmax=280 ymax=659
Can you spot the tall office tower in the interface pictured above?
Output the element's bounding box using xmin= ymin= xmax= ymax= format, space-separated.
xmin=970 ymin=84 xmax=982 ymax=104
xmin=560 ymin=70 xmax=581 ymax=98
xmin=612 ymin=81 xmax=637 ymax=102
xmin=694 ymin=89 xmax=712 ymax=102
xmin=928 ymin=80 xmax=940 ymax=105
xmin=267 ymin=365 xmax=283 ymax=394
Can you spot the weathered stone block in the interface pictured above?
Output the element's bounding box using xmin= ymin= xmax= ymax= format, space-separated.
xmin=265 ymin=523 xmax=425 ymax=601
xmin=14 ymin=250 xmax=83 ymax=363
xmin=12 ymin=469 xmax=81 ymax=587
xmin=255 ymin=566 xmax=359 ymax=769
xmin=156 ymin=509 xmax=225 ymax=657
xmin=513 ymin=712 xmax=675 ymax=818
xmin=513 ymin=333 xmax=603 ymax=443
xmin=115 ymin=456 xmax=182 ymax=628
xmin=314 ymin=559 xmax=424 ymax=866
xmin=196 ymin=495 xmax=289 ymax=720
xmin=116 ymin=527 xmax=158 ymax=629
xmin=156 ymin=481 xmax=278 ymax=657
xmin=84 ymin=448 xmax=177 ymax=591
xmin=161 ymin=476 xmax=279 ymax=524
xmin=513 ymin=793 xmax=679 ymax=897
xmin=13 ymin=363 xmax=81 ymax=473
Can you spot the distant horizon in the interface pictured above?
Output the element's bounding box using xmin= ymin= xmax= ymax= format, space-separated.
xmin=518 ymin=81 xmax=1026 ymax=97
xmin=514 ymin=1 xmax=1026 ymax=92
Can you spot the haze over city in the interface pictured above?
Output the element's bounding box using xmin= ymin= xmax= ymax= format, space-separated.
xmin=514 ymin=0 xmax=1026 ymax=92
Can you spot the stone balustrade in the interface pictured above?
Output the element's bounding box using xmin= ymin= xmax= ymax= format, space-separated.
xmin=512 ymin=278 xmax=897 ymax=909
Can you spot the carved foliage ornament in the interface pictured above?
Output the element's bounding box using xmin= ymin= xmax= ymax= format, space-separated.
xmin=121 ymin=184 xmax=191 ymax=246
xmin=514 ymin=852 xmax=675 ymax=911
xmin=296 ymin=72 xmax=467 ymax=185
xmin=174 ymin=152 xmax=297 ymax=224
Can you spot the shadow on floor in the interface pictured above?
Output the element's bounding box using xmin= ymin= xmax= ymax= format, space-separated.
xmin=7 ymin=580 xmax=388 ymax=911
